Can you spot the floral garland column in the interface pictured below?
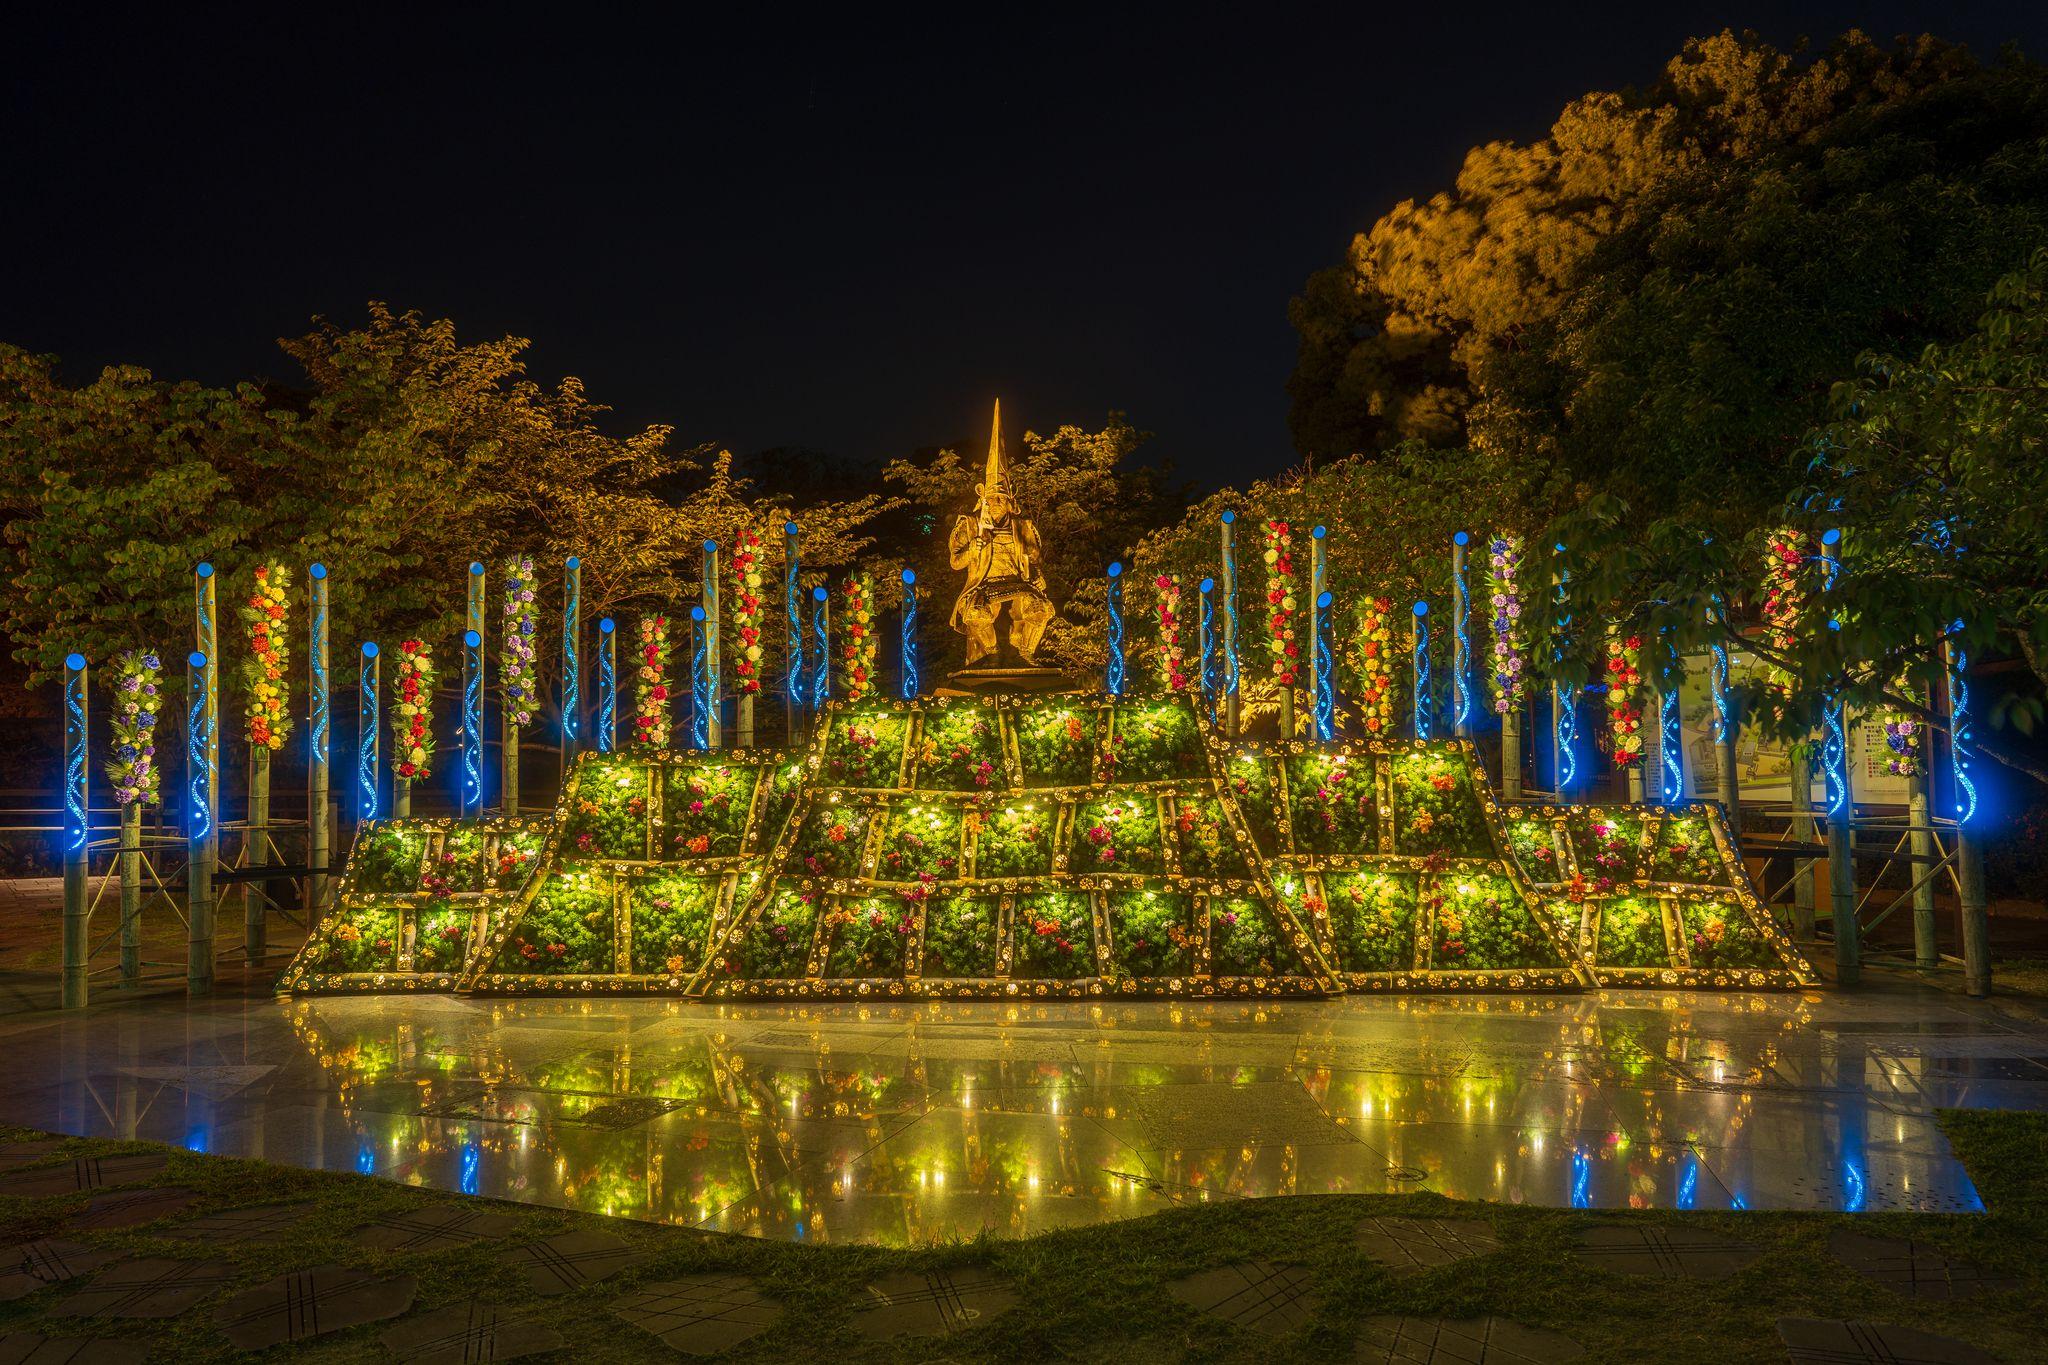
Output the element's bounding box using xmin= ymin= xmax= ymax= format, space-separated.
xmin=731 ymin=526 xmax=764 ymax=746
xmin=391 ymin=638 xmax=435 ymax=815
xmin=1603 ymin=625 xmax=1645 ymax=801
xmin=1353 ymin=597 xmax=1397 ymax=739
xmin=842 ymin=574 xmax=876 ymax=704
xmin=1487 ymin=534 xmax=1529 ymax=798
xmin=1761 ymin=528 xmax=1814 ymax=928
xmin=1263 ymin=521 xmax=1297 ymax=737
xmin=635 ymin=615 xmax=672 ymax=749
xmin=1154 ymin=574 xmax=1186 ymax=692
xmin=240 ymin=562 xmax=291 ymax=959
xmin=107 ymin=649 xmax=162 ymax=984
xmin=501 ymin=554 xmax=537 ymax=815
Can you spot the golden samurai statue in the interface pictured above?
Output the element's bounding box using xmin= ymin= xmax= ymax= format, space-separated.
xmin=949 ymin=400 xmax=1055 ymax=667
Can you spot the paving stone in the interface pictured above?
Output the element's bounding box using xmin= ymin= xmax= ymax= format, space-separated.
xmin=1570 ymin=1225 xmax=1760 ymax=1280
xmin=613 ymin=1274 xmax=781 ymax=1355
xmin=0 ymin=1242 xmax=122 ymax=1302
xmin=0 ymin=1156 xmax=169 ymax=1199
xmin=162 ymin=1201 xmax=317 ymax=1245
xmin=50 ymin=1257 xmax=234 ymax=1319
xmin=1777 ymin=1317 xmax=1998 ymax=1364
xmin=66 ymin=1188 xmax=201 ymax=1232
xmin=353 ymin=1206 xmax=521 ymax=1252
xmin=1166 ymin=1261 xmax=1318 ymax=1337
xmin=379 ymin=1299 xmax=565 ymax=1364
xmin=1356 ymin=1217 xmax=1502 ymax=1271
xmin=851 ymin=1269 xmax=1019 ymax=1338
xmin=0 ymin=1330 xmax=151 ymax=1364
xmin=1356 ymin=1316 xmax=1586 ymax=1362
xmin=214 ymin=1264 xmax=417 ymax=1349
xmin=0 ymin=1141 xmax=68 ymax=1171
xmin=1826 ymin=1228 xmax=2020 ymax=1300
xmin=500 ymin=1230 xmax=643 ymax=1294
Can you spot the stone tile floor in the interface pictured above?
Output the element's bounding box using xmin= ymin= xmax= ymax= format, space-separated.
xmin=0 ymin=979 xmax=2031 ymax=1245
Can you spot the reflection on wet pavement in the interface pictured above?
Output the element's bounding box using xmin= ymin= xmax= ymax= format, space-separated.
xmin=0 ymin=983 xmax=2027 ymax=1243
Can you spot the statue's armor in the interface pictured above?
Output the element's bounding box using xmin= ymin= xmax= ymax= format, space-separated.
xmin=949 ymin=401 xmax=1055 ymax=667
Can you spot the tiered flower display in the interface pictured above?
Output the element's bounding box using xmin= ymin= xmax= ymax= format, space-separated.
xmin=240 ymin=562 xmax=291 ymax=751
xmin=105 ymin=649 xmax=163 ymax=807
xmin=1263 ymin=521 xmax=1298 ymax=688
xmin=634 ymin=615 xmax=672 ymax=748
xmin=1353 ymin=597 xmax=1397 ymax=737
xmin=1154 ymin=574 xmax=1187 ymax=691
xmin=841 ymin=574 xmax=876 ymax=703
xmin=501 ymin=553 xmax=538 ymax=727
xmin=729 ymin=526 xmax=764 ymax=697
xmin=1603 ymin=628 xmax=1644 ymax=767
xmin=1487 ymin=533 xmax=1528 ymax=715
xmin=391 ymin=638 xmax=435 ymax=781
xmin=1759 ymin=530 xmax=1806 ymax=700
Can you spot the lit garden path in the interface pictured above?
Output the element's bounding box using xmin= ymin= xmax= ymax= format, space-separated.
xmin=0 ymin=981 xmax=2032 ymax=1245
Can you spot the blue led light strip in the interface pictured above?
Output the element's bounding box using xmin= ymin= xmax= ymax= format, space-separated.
xmin=1412 ymin=602 xmax=1432 ymax=740
xmin=1105 ymin=562 xmax=1125 ymax=697
xmin=309 ymin=566 xmax=329 ymax=766
xmin=1707 ymin=593 xmax=1733 ymax=746
xmin=690 ymin=607 xmax=710 ymax=750
xmin=1946 ymin=619 xmax=1978 ymax=824
xmin=811 ymin=587 xmax=830 ymax=709
xmin=357 ymin=644 xmax=379 ymax=821
xmin=1660 ymin=675 xmax=1684 ymax=805
xmin=461 ymin=630 xmax=483 ymax=814
xmin=1221 ymin=512 xmax=1239 ymax=703
xmin=561 ymin=557 xmax=580 ymax=746
xmin=1552 ymin=546 xmax=1577 ymax=790
xmin=186 ymin=650 xmax=212 ymax=843
xmin=900 ymin=569 xmax=920 ymax=700
xmin=63 ymin=654 xmax=86 ymax=853
xmin=1451 ymin=531 xmax=1473 ymax=731
xmin=1198 ymin=577 xmax=1217 ymax=718
xmin=1315 ymin=591 xmax=1335 ymax=741
xmin=596 ymin=619 xmax=616 ymax=754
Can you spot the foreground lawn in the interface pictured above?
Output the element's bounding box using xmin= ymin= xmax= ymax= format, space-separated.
xmin=0 ymin=1112 xmax=2042 ymax=1361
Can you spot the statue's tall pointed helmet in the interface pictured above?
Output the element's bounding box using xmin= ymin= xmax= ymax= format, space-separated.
xmin=982 ymin=398 xmax=1009 ymax=498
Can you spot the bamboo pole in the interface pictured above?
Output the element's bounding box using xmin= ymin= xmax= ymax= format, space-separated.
xmin=308 ymin=563 xmax=330 ymax=918
xmin=61 ymin=654 xmax=88 ymax=1008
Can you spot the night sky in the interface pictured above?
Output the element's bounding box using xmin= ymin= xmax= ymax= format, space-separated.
xmin=9 ymin=5 xmax=2048 ymax=490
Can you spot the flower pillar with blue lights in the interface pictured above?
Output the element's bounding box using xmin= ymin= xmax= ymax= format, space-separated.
xmin=690 ymin=607 xmax=711 ymax=750
xmin=1411 ymin=602 xmax=1432 ymax=740
xmin=1549 ymin=544 xmax=1578 ymax=800
xmin=308 ymin=564 xmax=331 ymax=917
xmin=596 ymin=618 xmax=616 ymax=753
xmin=561 ymin=556 xmax=581 ymax=766
xmin=1451 ymin=532 xmax=1474 ymax=738
xmin=185 ymin=649 xmax=214 ymax=994
xmin=784 ymin=522 xmax=803 ymax=739
xmin=731 ymin=529 xmax=763 ymax=747
xmin=1706 ymin=592 xmax=1741 ymax=840
xmin=811 ymin=586 xmax=830 ymax=710
xmin=1105 ymin=562 xmax=1125 ymax=696
xmin=108 ymin=649 xmax=162 ymax=981
xmin=464 ymin=563 xmax=486 ymax=815
xmin=1818 ymin=528 xmax=1859 ymax=984
xmin=358 ymin=643 xmax=380 ymax=825
xmin=1219 ymin=512 xmax=1239 ymax=737
xmin=61 ymin=653 xmax=88 ymax=1008
xmin=1198 ymin=578 xmax=1217 ymax=720
xmin=1488 ymin=534 xmax=1527 ymax=799
xmin=1314 ymin=591 xmax=1335 ymax=741
xmin=702 ymin=541 xmax=721 ymax=749
xmin=192 ymin=563 xmax=219 ymax=931
xmin=900 ymin=569 xmax=920 ymax=700
xmin=1944 ymin=621 xmax=1990 ymax=995
xmin=461 ymin=630 xmax=484 ymax=815
xmin=501 ymin=554 xmax=537 ymax=814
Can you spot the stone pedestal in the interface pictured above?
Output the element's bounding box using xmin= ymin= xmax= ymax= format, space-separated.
xmin=936 ymin=667 xmax=1072 ymax=698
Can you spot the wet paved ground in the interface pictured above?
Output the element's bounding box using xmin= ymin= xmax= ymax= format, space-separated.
xmin=0 ymin=982 xmax=2036 ymax=1245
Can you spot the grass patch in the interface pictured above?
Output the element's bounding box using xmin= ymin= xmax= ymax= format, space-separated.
xmin=0 ymin=1113 xmax=2044 ymax=1360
